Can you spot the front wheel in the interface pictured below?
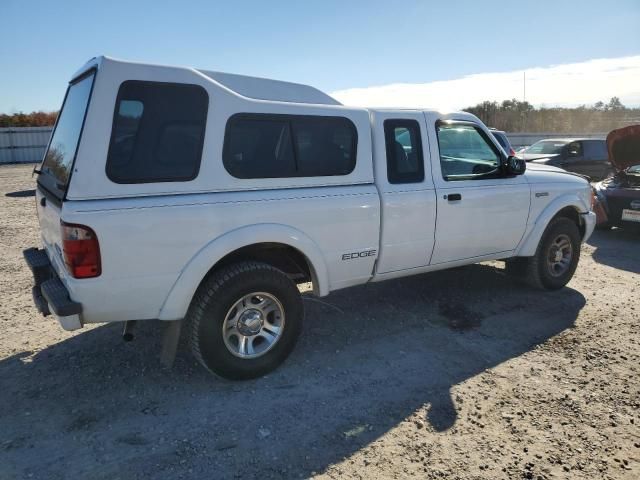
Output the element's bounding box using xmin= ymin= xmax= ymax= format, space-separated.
xmin=511 ymin=217 xmax=582 ymax=290
xmin=186 ymin=261 xmax=303 ymax=380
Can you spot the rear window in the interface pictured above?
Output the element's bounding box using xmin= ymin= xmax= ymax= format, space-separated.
xmin=40 ymin=70 xmax=95 ymax=193
xmin=106 ymin=81 xmax=208 ymax=183
xmin=223 ymin=114 xmax=357 ymax=178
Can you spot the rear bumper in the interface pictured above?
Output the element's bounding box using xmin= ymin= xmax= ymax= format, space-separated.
xmin=23 ymin=248 xmax=83 ymax=331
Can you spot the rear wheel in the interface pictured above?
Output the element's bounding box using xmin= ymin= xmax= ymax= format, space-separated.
xmin=509 ymin=217 xmax=581 ymax=290
xmin=186 ymin=261 xmax=303 ymax=380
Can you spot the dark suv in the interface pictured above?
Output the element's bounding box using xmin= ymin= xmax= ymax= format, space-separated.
xmin=489 ymin=129 xmax=516 ymax=156
xmin=519 ymin=138 xmax=611 ymax=181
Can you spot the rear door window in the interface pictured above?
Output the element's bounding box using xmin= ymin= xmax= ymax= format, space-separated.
xmin=384 ymin=119 xmax=424 ymax=184
xmin=583 ymin=140 xmax=608 ymax=160
xmin=106 ymin=81 xmax=208 ymax=183
xmin=40 ymin=70 xmax=95 ymax=196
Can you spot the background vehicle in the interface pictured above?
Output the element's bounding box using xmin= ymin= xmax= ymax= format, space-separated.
xmin=489 ymin=128 xmax=516 ymax=156
xmin=24 ymin=57 xmax=596 ymax=380
xmin=593 ymin=125 xmax=640 ymax=230
xmin=521 ymin=138 xmax=611 ymax=180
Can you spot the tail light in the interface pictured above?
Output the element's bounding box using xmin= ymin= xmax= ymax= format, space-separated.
xmin=509 ymin=147 xmax=516 ymax=156
xmin=61 ymin=221 xmax=101 ymax=278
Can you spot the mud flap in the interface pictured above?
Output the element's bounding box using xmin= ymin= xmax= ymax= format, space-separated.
xmin=160 ymin=320 xmax=182 ymax=368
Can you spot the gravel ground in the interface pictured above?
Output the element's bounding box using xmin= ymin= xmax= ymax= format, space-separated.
xmin=1 ymin=163 xmax=638 ymax=480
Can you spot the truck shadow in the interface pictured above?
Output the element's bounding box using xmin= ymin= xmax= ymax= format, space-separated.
xmin=587 ymin=228 xmax=640 ymax=274
xmin=0 ymin=263 xmax=585 ymax=479
xmin=4 ymin=189 xmax=35 ymax=198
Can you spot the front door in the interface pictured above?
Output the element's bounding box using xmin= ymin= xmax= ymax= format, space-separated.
xmin=426 ymin=117 xmax=530 ymax=265
xmin=558 ymin=141 xmax=591 ymax=177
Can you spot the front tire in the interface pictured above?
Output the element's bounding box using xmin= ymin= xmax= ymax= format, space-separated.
xmin=186 ymin=261 xmax=303 ymax=380
xmin=511 ymin=217 xmax=582 ymax=290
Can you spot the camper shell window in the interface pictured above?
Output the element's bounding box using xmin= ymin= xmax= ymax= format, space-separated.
xmin=39 ymin=69 xmax=96 ymax=198
xmin=106 ymin=81 xmax=208 ymax=184
xmin=223 ymin=114 xmax=357 ymax=179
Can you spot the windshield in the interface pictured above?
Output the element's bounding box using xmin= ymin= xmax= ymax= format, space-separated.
xmin=40 ymin=71 xmax=95 ymax=192
xmin=522 ymin=140 xmax=567 ymax=155
xmin=627 ymin=165 xmax=640 ymax=174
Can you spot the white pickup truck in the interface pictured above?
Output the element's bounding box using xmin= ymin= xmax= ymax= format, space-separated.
xmin=24 ymin=57 xmax=596 ymax=379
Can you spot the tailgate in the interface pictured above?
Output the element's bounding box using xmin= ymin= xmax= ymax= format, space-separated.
xmin=35 ymin=187 xmax=65 ymax=275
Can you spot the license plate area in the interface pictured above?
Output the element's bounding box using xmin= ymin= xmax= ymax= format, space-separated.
xmin=621 ymin=209 xmax=640 ymax=222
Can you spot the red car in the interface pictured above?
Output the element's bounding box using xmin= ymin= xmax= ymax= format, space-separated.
xmin=593 ymin=125 xmax=640 ymax=230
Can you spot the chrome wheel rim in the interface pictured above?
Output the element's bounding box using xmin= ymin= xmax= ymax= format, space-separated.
xmin=222 ymin=292 xmax=285 ymax=359
xmin=547 ymin=234 xmax=573 ymax=277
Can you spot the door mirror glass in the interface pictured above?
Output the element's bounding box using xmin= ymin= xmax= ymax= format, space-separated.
xmin=505 ymin=155 xmax=526 ymax=175
xmin=567 ymin=142 xmax=582 ymax=157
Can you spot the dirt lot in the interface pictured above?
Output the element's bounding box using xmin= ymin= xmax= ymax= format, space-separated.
xmin=1 ymin=163 xmax=638 ymax=479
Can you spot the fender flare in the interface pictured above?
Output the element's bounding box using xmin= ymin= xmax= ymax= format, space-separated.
xmin=515 ymin=193 xmax=589 ymax=257
xmin=157 ymin=223 xmax=329 ymax=320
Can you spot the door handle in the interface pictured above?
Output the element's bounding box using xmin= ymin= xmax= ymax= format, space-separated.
xmin=446 ymin=193 xmax=462 ymax=201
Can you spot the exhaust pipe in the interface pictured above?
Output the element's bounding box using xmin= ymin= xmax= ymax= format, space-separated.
xmin=122 ymin=320 xmax=136 ymax=341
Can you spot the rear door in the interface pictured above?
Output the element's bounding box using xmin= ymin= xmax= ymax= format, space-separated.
xmin=36 ymin=70 xmax=96 ymax=266
xmin=581 ymin=140 xmax=611 ymax=180
xmin=426 ymin=115 xmax=530 ymax=265
xmin=371 ymin=111 xmax=436 ymax=273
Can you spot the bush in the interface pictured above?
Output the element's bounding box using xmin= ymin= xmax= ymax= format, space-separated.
xmin=0 ymin=111 xmax=58 ymax=128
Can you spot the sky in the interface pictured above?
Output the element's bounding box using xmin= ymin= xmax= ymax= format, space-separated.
xmin=1 ymin=0 xmax=639 ymax=113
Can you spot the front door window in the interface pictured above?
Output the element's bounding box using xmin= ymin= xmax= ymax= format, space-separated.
xmin=436 ymin=123 xmax=501 ymax=181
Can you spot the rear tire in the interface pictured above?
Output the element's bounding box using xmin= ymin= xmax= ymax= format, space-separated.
xmin=511 ymin=217 xmax=581 ymax=290
xmin=186 ymin=261 xmax=303 ymax=380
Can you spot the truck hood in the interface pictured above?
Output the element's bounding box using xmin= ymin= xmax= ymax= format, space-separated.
xmin=521 ymin=153 xmax=561 ymax=162
xmin=606 ymin=125 xmax=640 ymax=171
xmin=524 ymin=161 xmax=590 ymax=184
xmin=524 ymin=162 xmax=566 ymax=174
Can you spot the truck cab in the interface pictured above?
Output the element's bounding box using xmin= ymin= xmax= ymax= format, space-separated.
xmin=24 ymin=57 xmax=596 ymax=379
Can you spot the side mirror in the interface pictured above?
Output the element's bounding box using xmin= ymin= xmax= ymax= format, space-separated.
xmin=505 ymin=155 xmax=526 ymax=175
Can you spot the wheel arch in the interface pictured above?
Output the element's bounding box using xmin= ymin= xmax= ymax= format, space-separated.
xmin=515 ymin=194 xmax=588 ymax=257
xmin=158 ymin=224 xmax=329 ymax=321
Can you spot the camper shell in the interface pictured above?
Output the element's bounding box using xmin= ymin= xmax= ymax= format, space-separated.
xmin=63 ymin=57 xmax=374 ymax=201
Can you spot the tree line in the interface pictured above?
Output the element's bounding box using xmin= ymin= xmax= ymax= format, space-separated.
xmin=0 ymin=111 xmax=58 ymax=128
xmin=463 ymin=97 xmax=640 ymax=133
xmin=2 ymin=97 xmax=639 ymax=133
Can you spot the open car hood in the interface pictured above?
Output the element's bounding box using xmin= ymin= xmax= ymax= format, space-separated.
xmin=607 ymin=125 xmax=640 ymax=171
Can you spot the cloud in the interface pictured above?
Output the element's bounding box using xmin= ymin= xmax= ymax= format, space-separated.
xmin=331 ymin=56 xmax=640 ymax=110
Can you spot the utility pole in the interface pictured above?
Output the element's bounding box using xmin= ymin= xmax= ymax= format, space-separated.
xmin=522 ymin=71 xmax=527 ymax=132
